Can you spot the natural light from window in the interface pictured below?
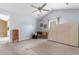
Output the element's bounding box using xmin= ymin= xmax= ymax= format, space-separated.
xmin=0 ymin=14 xmax=10 ymax=21
xmin=0 ymin=14 xmax=10 ymax=43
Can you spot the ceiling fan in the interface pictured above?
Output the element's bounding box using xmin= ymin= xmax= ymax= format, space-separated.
xmin=31 ymin=3 xmax=49 ymax=15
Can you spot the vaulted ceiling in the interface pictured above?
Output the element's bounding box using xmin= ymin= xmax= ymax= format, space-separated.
xmin=0 ymin=3 xmax=79 ymax=17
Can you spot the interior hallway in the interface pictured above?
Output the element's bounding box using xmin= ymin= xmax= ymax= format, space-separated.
xmin=0 ymin=39 xmax=79 ymax=55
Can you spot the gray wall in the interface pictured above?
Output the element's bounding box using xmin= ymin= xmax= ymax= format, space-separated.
xmin=38 ymin=9 xmax=79 ymax=32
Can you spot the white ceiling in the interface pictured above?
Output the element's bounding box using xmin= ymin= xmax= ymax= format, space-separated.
xmin=47 ymin=3 xmax=79 ymax=10
xmin=0 ymin=3 xmax=79 ymax=16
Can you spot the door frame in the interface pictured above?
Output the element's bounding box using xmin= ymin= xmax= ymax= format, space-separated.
xmin=48 ymin=18 xmax=58 ymax=40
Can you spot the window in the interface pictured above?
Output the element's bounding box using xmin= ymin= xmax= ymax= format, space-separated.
xmin=0 ymin=14 xmax=10 ymax=21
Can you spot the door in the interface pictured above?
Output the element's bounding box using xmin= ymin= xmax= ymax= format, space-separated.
xmin=12 ymin=29 xmax=19 ymax=42
xmin=48 ymin=20 xmax=57 ymax=40
xmin=0 ymin=19 xmax=7 ymax=37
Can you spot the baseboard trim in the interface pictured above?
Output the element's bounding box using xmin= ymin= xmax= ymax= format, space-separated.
xmin=48 ymin=40 xmax=78 ymax=48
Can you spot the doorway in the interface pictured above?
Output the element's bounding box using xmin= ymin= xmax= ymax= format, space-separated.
xmin=0 ymin=19 xmax=7 ymax=37
xmin=0 ymin=19 xmax=10 ymax=44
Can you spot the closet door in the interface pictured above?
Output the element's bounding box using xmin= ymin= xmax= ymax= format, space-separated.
xmin=48 ymin=21 xmax=56 ymax=40
xmin=48 ymin=22 xmax=79 ymax=46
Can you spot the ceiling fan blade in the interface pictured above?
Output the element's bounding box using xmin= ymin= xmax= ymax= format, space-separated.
xmin=31 ymin=5 xmax=38 ymax=9
xmin=40 ymin=3 xmax=47 ymax=9
xmin=32 ymin=10 xmax=38 ymax=13
xmin=42 ymin=9 xmax=49 ymax=11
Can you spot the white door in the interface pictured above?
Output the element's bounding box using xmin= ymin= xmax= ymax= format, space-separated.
xmin=48 ymin=20 xmax=57 ymax=40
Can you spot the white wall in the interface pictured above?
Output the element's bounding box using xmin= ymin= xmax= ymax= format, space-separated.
xmin=0 ymin=8 xmax=38 ymax=42
xmin=10 ymin=14 xmax=37 ymax=41
xmin=38 ymin=9 xmax=79 ymax=32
